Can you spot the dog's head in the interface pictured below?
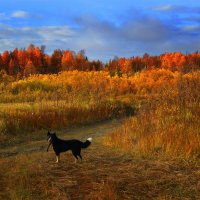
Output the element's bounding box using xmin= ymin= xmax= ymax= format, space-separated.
xmin=47 ymin=131 xmax=56 ymax=142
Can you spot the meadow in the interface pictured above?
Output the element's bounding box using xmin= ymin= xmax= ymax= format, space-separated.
xmin=0 ymin=69 xmax=200 ymax=199
xmin=0 ymin=70 xmax=135 ymax=137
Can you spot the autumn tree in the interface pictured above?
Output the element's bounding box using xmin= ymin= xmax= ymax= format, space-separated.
xmin=17 ymin=49 xmax=28 ymax=73
xmin=106 ymin=56 xmax=119 ymax=72
xmin=33 ymin=47 xmax=43 ymax=73
xmin=1 ymin=44 xmax=199 ymax=77
xmin=24 ymin=60 xmax=37 ymax=77
xmin=75 ymin=49 xmax=89 ymax=71
xmin=0 ymin=54 xmax=3 ymax=71
xmin=50 ymin=49 xmax=63 ymax=73
xmin=89 ymin=60 xmax=103 ymax=71
xmin=131 ymin=56 xmax=145 ymax=72
xmin=2 ymin=51 xmax=10 ymax=73
xmin=42 ymin=54 xmax=51 ymax=74
xmin=8 ymin=59 xmax=15 ymax=75
xmin=61 ymin=50 xmax=75 ymax=71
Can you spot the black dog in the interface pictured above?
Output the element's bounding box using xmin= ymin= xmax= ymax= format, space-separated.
xmin=47 ymin=131 xmax=92 ymax=163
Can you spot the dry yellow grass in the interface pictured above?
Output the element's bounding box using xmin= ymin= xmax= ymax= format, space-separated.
xmin=104 ymin=71 xmax=200 ymax=159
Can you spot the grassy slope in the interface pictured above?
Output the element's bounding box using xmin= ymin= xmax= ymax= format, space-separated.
xmin=0 ymin=120 xmax=200 ymax=200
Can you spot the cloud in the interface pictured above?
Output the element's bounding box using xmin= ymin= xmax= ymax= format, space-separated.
xmin=122 ymin=17 xmax=172 ymax=42
xmin=11 ymin=10 xmax=30 ymax=18
xmin=0 ymin=10 xmax=200 ymax=61
xmin=153 ymin=5 xmax=175 ymax=12
xmin=0 ymin=10 xmax=43 ymax=21
xmin=0 ymin=25 xmax=75 ymax=54
xmin=152 ymin=5 xmax=200 ymax=13
xmin=68 ymin=14 xmax=200 ymax=59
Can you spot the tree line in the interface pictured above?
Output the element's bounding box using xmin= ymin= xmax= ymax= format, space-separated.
xmin=0 ymin=44 xmax=199 ymax=77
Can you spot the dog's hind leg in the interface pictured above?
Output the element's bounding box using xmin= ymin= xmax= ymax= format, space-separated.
xmin=74 ymin=149 xmax=82 ymax=162
xmin=76 ymin=149 xmax=82 ymax=161
xmin=78 ymin=154 xmax=82 ymax=161
xmin=72 ymin=151 xmax=79 ymax=163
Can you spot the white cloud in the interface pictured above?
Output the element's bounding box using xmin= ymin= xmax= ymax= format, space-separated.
xmin=152 ymin=5 xmax=200 ymax=13
xmin=153 ymin=5 xmax=174 ymax=12
xmin=0 ymin=25 xmax=75 ymax=54
xmin=11 ymin=11 xmax=30 ymax=18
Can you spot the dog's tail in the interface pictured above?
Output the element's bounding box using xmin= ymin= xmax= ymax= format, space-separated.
xmin=81 ymin=138 xmax=92 ymax=148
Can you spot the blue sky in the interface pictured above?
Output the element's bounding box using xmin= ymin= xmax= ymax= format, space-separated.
xmin=0 ymin=0 xmax=200 ymax=60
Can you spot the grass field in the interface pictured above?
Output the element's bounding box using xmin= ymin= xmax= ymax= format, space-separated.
xmin=0 ymin=69 xmax=200 ymax=199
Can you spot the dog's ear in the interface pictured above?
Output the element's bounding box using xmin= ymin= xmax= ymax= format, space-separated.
xmin=47 ymin=131 xmax=50 ymax=136
xmin=53 ymin=132 xmax=56 ymax=136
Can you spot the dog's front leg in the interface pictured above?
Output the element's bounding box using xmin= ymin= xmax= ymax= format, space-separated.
xmin=47 ymin=142 xmax=52 ymax=152
xmin=56 ymin=155 xmax=60 ymax=163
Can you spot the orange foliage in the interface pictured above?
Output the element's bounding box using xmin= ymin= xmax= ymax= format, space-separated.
xmin=0 ymin=44 xmax=200 ymax=77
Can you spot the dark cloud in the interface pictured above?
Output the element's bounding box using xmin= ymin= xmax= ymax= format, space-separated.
xmin=71 ymin=14 xmax=200 ymax=59
xmin=122 ymin=17 xmax=172 ymax=42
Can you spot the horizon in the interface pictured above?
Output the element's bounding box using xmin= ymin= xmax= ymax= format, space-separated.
xmin=1 ymin=0 xmax=200 ymax=61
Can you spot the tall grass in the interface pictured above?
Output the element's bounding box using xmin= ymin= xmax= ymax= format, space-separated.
xmin=104 ymin=70 xmax=200 ymax=160
xmin=0 ymin=100 xmax=132 ymax=135
xmin=0 ymin=71 xmax=135 ymax=136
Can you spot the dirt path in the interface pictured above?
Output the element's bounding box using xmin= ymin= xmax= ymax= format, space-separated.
xmin=0 ymin=119 xmax=200 ymax=200
xmin=0 ymin=119 xmax=123 ymax=158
